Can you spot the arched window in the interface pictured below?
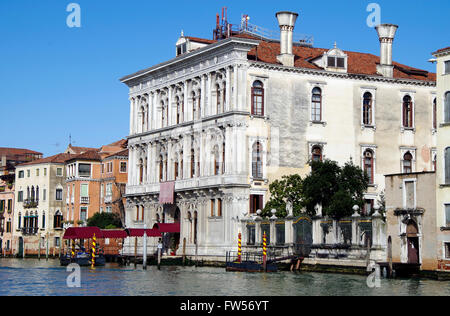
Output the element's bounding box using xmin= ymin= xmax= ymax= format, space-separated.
xmin=252 ymin=142 xmax=263 ymax=179
xmin=139 ymin=159 xmax=144 ymax=184
xmin=445 ymin=92 xmax=450 ymax=123
xmin=312 ymin=146 xmax=323 ymax=162
xmin=251 ymin=81 xmax=264 ymax=116
xmin=311 ymin=88 xmax=322 ymax=122
xmin=213 ymin=145 xmax=220 ymax=176
xmin=364 ymin=150 xmax=374 ymax=184
xmin=140 ymin=106 xmax=145 ymax=132
xmin=192 ymin=91 xmax=197 ymax=121
xmin=216 ymin=84 xmax=222 ymax=114
xmin=54 ymin=211 xmax=63 ymax=229
xmin=222 ymin=142 xmax=226 ymax=174
xmin=403 ymin=152 xmax=413 ymax=174
xmin=363 ymin=92 xmax=373 ymax=126
xmin=190 ymin=149 xmax=195 ymax=178
xmin=159 ymin=155 xmax=164 ymax=182
xmin=433 ymin=98 xmax=437 ymax=129
xmin=403 ymin=95 xmax=413 ymax=128
xmin=445 ymin=147 xmax=450 ymax=184
xmin=176 ymin=96 xmax=182 ymax=124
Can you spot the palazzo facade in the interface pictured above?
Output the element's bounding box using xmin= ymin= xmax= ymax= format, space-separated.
xmin=121 ymin=12 xmax=436 ymax=257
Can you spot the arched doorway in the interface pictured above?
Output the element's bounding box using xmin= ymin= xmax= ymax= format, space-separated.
xmin=406 ymin=220 xmax=419 ymax=264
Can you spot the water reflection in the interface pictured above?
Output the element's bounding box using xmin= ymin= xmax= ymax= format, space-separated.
xmin=0 ymin=259 xmax=448 ymax=296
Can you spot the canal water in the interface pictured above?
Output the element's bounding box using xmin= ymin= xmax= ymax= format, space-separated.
xmin=0 ymin=259 xmax=449 ymax=296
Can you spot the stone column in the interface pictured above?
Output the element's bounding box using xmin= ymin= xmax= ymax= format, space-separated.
xmin=129 ymin=97 xmax=134 ymax=135
xmin=201 ymin=76 xmax=206 ymax=118
xmin=371 ymin=208 xmax=383 ymax=248
xmin=207 ymin=73 xmax=212 ymax=117
xmin=285 ymin=215 xmax=294 ymax=245
xmin=226 ymin=67 xmax=231 ymax=112
xmin=352 ymin=211 xmax=361 ymax=246
xmin=269 ymin=210 xmax=277 ymax=246
xmin=255 ymin=214 xmax=262 ymax=246
xmin=233 ymin=65 xmax=238 ymax=111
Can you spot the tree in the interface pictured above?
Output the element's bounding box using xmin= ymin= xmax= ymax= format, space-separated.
xmin=87 ymin=212 xmax=122 ymax=229
xmin=262 ymin=174 xmax=304 ymax=217
xmin=301 ymin=159 xmax=369 ymax=219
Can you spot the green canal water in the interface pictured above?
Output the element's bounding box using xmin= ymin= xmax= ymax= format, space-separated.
xmin=0 ymin=259 xmax=449 ymax=296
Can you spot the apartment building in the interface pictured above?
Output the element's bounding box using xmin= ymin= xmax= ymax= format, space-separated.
xmin=13 ymin=153 xmax=73 ymax=256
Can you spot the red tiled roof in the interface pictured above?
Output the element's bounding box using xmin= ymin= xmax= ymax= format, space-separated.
xmin=246 ymin=40 xmax=435 ymax=82
xmin=17 ymin=153 xmax=74 ymax=167
xmin=105 ymin=149 xmax=128 ymax=159
xmin=185 ymin=36 xmax=217 ymax=45
xmin=67 ymin=145 xmax=99 ymax=154
xmin=432 ymin=46 xmax=450 ymax=55
xmin=0 ymin=148 xmax=42 ymax=156
xmin=67 ymin=150 xmax=102 ymax=162
xmin=106 ymin=139 xmax=128 ymax=148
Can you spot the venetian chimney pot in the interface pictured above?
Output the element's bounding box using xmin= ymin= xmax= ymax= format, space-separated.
xmin=276 ymin=11 xmax=299 ymax=67
xmin=375 ymin=23 xmax=399 ymax=78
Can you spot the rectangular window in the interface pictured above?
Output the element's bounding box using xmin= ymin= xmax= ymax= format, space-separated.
xmin=27 ymin=170 xmax=30 ymax=177
xmin=6 ymin=221 xmax=11 ymax=233
xmin=210 ymin=199 xmax=215 ymax=217
xmin=0 ymin=200 xmax=4 ymax=213
xmin=7 ymin=199 xmax=12 ymax=212
xmin=445 ymin=243 xmax=450 ymax=259
xmin=44 ymin=168 xmax=47 ymax=176
xmin=18 ymin=171 xmax=24 ymax=178
xmin=247 ymin=224 xmax=255 ymax=245
xmin=404 ymin=181 xmax=415 ymax=209
xmin=55 ymin=237 xmax=60 ymax=248
xmin=445 ymin=204 xmax=450 ymax=227
xmin=56 ymin=189 xmax=63 ymax=201
xmin=36 ymin=169 xmax=39 ymax=176
xmin=80 ymin=184 xmax=89 ymax=197
xmin=80 ymin=207 xmax=87 ymax=222
xmin=56 ymin=168 xmax=63 ymax=176
xmin=120 ymin=162 xmax=127 ymax=173
xmin=78 ymin=164 xmax=91 ymax=178
xmin=18 ymin=191 xmax=23 ymax=202
xmin=249 ymin=194 xmax=264 ymax=214
xmin=43 ymin=189 xmax=46 ymax=201
xmin=445 ymin=61 xmax=450 ymax=75
xmin=217 ymin=199 xmax=222 ymax=217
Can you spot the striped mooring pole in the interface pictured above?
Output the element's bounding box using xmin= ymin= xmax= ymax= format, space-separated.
xmin=237 ymin=233 xmax=242 ymax=263
xmin=262 ymin=232 xmax=267 ymax=272
xmin=91 ymin=234 xmax=96 ymax=269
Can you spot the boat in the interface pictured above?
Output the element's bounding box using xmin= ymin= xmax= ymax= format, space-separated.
xmin=60 ymin=252 xmax=105 ymax=267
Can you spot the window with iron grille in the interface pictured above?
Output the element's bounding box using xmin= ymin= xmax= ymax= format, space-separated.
xmin=446 ymin=148 xmax=450 ymax=184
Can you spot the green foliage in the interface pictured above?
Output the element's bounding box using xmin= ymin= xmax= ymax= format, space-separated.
xmin=262 ymin=174 xmax=304 ymax=217
xmin=302 ymin=159 xmax=369 ymax=219
xmin=87 ymin=212 xmax=122 ymax=229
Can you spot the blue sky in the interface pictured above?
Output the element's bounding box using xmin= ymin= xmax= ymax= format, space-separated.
xmin=0 ymin=0 xmax=448 ymax=157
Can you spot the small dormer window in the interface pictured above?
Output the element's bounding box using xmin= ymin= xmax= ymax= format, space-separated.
xmin=177 ymin=43 xmax=187 ymax=56
xmin=327 ymin=56 xmax=345 ymax=68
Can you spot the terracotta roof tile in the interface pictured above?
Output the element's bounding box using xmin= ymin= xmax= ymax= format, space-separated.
xmin=246 ymin=40 xmax=435 ymax=82
xmin=17 ymin=153 xmax=74 ymax=167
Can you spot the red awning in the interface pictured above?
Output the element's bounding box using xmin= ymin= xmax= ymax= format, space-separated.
xmin=101 ymin=230 xmax=128 ymax=239
xmin=159 ymin=181 xmax=175 ymax=204
xmin=126 ymin=229 xmax=162 ymax=238
xmin=63 ymin=227 xmax=104 ymax=240
xmin=153 ymin=223 xmax=180 ymax=233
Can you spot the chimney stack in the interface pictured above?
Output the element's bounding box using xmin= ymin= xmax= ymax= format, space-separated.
xmin=276 ymin=11 xmax=299 ymax=67
xmin=375 ymin=24 xmax=398 ymax=78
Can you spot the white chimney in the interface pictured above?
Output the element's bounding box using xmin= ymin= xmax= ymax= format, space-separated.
xmin=375 ymin=24 xmax=399 ymax=78
xmin=276 ymin=11 xmax=298 ymax=67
